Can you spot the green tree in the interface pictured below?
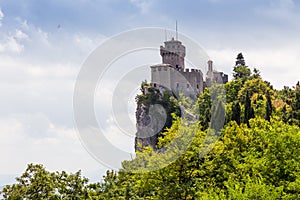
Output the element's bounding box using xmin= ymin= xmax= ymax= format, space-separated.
xmin=276 ymin=82 xmax=300 ymax=126
xmin=235 ymin=53 xmax=245 ymax=66
xmin=265 ymin=91 xmax=273 ymax=121
xmin=197 ymin=88 xmax=212 ymax=130
xmin=251 ymin=68 xmax=261 ymax=79
xmin=290 ymin=82 xmax=300 ymax=126
xmin=1 ymin=164 xmax=90 ymax=199
xmin=225 ymin=79 xmax=243 ymax=103
xmin=231 ymin=101 xmax=241 ymax=124
xmin=244 ymin=90 xmax=254 ymax=125
xmin=2 ymin=61 xmax=300 ymax=200
xmin=233 ymin=65 xmax=251 ymax=81
xmin=233 ymin=53 xmax=251 ymax=82
xmin=238 ymin=78 xmax=271 ymax=103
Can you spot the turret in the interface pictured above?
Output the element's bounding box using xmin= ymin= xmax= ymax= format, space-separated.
xmin=208 ymin=60 xmax=213 ymax=72
xmin=160 ymin=37 xmax=186 ymax=70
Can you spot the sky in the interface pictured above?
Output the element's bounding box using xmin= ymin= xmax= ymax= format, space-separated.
xmin=0 ymin=0 xmax=299 ymax=186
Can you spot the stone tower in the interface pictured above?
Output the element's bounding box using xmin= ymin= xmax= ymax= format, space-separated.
xmin=160 ymin=37 xmax=186 ymax=70
xmin=135 ymin=37 xmax=229 ymax=152
xmin=208 ymin=60 xmax=213 ymax=71
xmin=206 ymin=60 xmax=228 ymax=87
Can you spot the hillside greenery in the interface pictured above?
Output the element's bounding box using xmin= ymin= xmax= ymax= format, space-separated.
xmin=1 ymin=53 xmax=300 ymax=199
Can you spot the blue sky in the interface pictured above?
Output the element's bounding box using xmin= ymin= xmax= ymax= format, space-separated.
xmin=1 ymin=1 xmax=298 ymax=30
xmin=2 ymin=0 xmax=299 ymax=35
xmin=0 ymin=0 xmax=299 ymax=186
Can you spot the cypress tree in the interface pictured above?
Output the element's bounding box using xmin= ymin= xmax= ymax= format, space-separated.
xmin=265 ymin=91 xmax=272 ymax=121
xmin=282 ymin=105 xmax=288 ymax=123
xmin=231 ymin=102 xmax=241 ymax=125
xmin=244 ymin=91 xmax=251 ymax=125
xmin=244 ymin=91 xmax=254 ymax=126
xmin=291 ymin=83 xmax=300 ymax=126
xmin=236 ymin=53 xmax=246 ymax=66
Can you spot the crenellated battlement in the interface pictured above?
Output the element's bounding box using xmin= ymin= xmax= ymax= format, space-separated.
xmin=136 ymin=37 xmax=229 ymax=152
xmin=151 ymin=38 xmax=228 ymax=97
xmin=160 ymin=37 xmax=185 ymax=70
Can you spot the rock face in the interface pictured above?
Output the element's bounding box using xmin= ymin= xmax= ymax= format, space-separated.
xmin=134 ymin=85 xmax=176 ymax=152
xmin=135 ymin=104 xmax=160 ymax=152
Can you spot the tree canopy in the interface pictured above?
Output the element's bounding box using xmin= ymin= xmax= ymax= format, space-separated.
xmin=1 ymin=53 xmax=299 ymax=199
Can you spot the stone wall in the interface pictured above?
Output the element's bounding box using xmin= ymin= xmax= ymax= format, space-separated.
xmin=151 ymin=65 xmax=204 ymax=98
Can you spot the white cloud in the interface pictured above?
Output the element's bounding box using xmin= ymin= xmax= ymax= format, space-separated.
xmin=207 ymin=39 xmax=300 ymax=89
xmin=255 ymin=0 xmax=300 ymax=24
xmin=0 ymin=52 xmax=94 ymax=185
xmin=0 ymin=17 xmax=111 ymax=186
xmin=0 ymin=29 xmax=28 ymax=54
xmin=73 ymin=33 xmax=105 ymax=55
xmin=270 ymin=0 xmax=295 ymax=9
xmin=36 ymin=28 xmax=50 ymax=46
xmin=130 ymin=0 xmax=152 ymax=14
xmin=0 ymin=114 xmax=104 ymax=186
xmin=15 ymin=18 xmax=30 ymax=30
xmin=0 ymin=8 xmax=4 ymax=27
xmin=0 ymin=36 xmax=24 ymax=53
xmin=0 ymin=55 xmax=77 ymax=84
xmin=0 ymin=15 xmax=105 ymax=64
xmin=15 ymin=29 xmax=28 ymax=40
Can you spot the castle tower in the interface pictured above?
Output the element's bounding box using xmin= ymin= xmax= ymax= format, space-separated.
xmin=208 ymin=60 xmax=213 ymax=72
xmin=160 ymin=37 xmax=186 ymax=70
xmin=206 ymin=60 xmax=228 ymax=87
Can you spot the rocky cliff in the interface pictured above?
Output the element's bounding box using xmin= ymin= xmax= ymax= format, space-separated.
xmin=134 ymin=83 xmax=180 ymax=152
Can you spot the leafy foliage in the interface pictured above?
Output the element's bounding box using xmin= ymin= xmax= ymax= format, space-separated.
xmin=1 ymin=164 xmax=91 ymax=199
xmin=235 ymin=53 xmax=245 ymax=66
xmin=1 ymin=53 xmax=300 ymax=199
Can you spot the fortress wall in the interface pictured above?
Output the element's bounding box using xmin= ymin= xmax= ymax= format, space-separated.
xmin=181 ymin=69 xmax=204 ymax=94
xmin=170 ymin=68 xmax=189 ymax=95
xmin=151 ymin=65 xmax=205 ymax=97
xmin=169 ymin=68 xmax=204 ymax=97
xmin=151 ymin=65 xmax=171 ymax=90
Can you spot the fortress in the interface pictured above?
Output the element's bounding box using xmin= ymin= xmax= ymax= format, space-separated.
xmin=135 ymin=37 xmax=228 ymax=151
xmin=150 ymin=37 xmax=228 ymax=97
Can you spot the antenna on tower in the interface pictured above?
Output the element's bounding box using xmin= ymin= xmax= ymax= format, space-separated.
xmin=165 ymin=28 xmax=167 ymax=41
xmin=176 ymin=20 xmax=178 ymax=40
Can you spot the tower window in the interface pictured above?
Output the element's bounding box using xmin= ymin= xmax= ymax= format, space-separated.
xmin=197 ymin=84 xmax=199 ymax=89
xmin=187 ymin=84 xmax=189 ymax=88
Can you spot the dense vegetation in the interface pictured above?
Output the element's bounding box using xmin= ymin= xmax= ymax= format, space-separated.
xmin=1 ymin=53 xmax=300 ymax=199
